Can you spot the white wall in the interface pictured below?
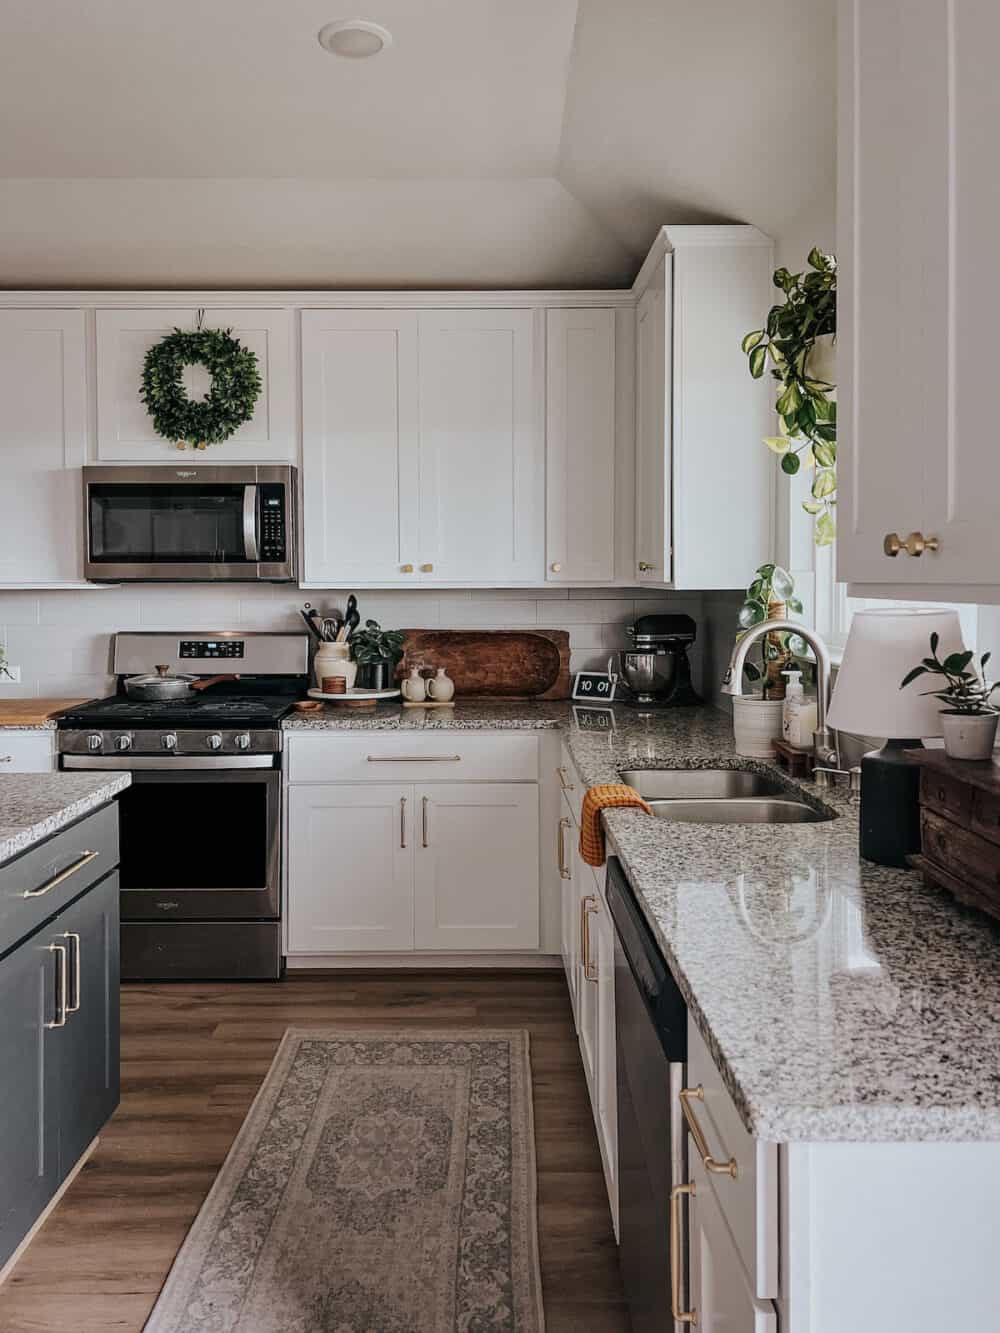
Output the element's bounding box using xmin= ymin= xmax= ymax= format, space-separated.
xmin=0 ymin=585 xmax=704 ymax=700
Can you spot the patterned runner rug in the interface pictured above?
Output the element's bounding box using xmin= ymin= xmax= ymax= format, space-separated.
xmin=143 ymin=1029 xmax=544 ymax=1332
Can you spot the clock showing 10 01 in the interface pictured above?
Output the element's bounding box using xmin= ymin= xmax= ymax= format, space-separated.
xmin=572 ymin=670 xmax=617 ymax=702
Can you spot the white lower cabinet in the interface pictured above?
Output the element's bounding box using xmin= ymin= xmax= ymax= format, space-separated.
xmin=413 ymin=783 xmax=538 ymax=950
xmin=687 ymin=1153 xmax=777 ymax=1333
xmin=0 ymin=730 xmax=55 ymax=772
xmin=286 ymin=784 xmax=413 ymax=953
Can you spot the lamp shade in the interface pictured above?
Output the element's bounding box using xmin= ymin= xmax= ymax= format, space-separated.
xmin=827 ymin=608 xmax=965 ymax=739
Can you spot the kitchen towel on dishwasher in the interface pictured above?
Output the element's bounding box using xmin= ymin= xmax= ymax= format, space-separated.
xmin=579 ymin=784 xmax=653 ymax=866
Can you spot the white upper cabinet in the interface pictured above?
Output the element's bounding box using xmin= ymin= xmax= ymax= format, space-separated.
xmin=95 ymin=308 xmax=294 ymax=462
xmin=545 ymin=308 xmax=617 ymax=584
xmin=301 ymin=309 xmax=420 ymax=584
xmin=416 ymin=309 xmax=543 ymax=584
xmin=633 ymin=227 xmax=774 ymax=590
xmin=301 ymin=306 xmax=543 ymax=586
xmin=0 ymin=309 xmax=88 ymax=587
xmin=838 ymin=0 xmax=1000 ymax=595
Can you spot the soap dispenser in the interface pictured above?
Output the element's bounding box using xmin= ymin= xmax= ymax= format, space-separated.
xmin=781 ymin=669 xmax=817 ymax=750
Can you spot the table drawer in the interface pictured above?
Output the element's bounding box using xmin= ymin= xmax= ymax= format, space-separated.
xmin=286 ymin=732 xmax=539 ymax=784
xmin=971 ymin=787 xmax=1000 ymax=849
xmin=920 ymin=768 xmax=972 ymax=827
xmin=686 ymin=1017 xmax=778 ymax=1300
xmin=0 ymin=803 xmax=119 ymax=956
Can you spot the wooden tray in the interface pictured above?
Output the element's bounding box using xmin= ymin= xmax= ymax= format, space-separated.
xmin=397 ymin=630 xmax=570 ymax=700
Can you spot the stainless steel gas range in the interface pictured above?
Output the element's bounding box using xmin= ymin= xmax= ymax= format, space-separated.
xmin=57 ymin=631 xmax=309 ymax=981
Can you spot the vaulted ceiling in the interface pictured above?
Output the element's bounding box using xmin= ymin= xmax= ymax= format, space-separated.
xmin=0 ymin=0 xmax=835 ymax=287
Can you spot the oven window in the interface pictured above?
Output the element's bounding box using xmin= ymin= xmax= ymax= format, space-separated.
xmin=89 ymin=484 xmax=249 ymax=563
xmin=118 ymin=779 xmax=269 ymax=890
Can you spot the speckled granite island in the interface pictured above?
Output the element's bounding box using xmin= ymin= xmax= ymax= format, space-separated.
xmin=0 ymin=772 xmax=130 ymax=866
xmin=286 ymin=700 xmax=1000 ymax=1330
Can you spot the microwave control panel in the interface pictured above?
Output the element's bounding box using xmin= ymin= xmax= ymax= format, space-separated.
xmin=259 ymin=485 xmax=287 ymax=562
xmin=179 ymin=640 xmax=245 ymax=659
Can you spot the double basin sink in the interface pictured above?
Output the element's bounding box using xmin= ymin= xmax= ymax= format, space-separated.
xmin=621 ymin=768 xmax=833 ymax=824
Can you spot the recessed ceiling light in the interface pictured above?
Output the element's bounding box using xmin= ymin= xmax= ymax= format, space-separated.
xmin=318 ymin=19 xmax=393 ymax=59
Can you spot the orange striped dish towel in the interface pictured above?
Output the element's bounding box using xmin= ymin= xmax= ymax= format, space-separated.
xmin=579 ymin=783 xmax=653 ymax=867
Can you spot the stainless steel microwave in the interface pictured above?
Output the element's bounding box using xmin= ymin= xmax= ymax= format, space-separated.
xmin=83 ymin=465 xmax=297 ymax=582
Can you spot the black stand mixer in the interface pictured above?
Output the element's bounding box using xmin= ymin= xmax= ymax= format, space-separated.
xmin=610 ymin=613 xmax=702 ymax=707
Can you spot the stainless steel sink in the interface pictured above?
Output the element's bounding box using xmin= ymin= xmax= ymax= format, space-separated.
xmin=621 ymin=768 xmax=785 ymax=801
xmin=645 ymin=797 xmax=830 ymax=824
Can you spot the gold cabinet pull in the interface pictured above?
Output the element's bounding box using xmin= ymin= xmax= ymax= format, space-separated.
xmin=680 ymin=1085 xmax=738 ymax=1178
xmin=399 ymin=796 xmax=407 ymax=849
xmin=422 ymin=795 xmax=429 ymax=848
xmin=883 ymin=531 xmax=941 ymax=558
xmin=367 ymin=755 xmax=461 ymax=763
xmin=420 ymin=563 xmax=434 ymax=573
xmin=638 ymin=560 xmax=655 ymax=572
xmin=558 ymin=817 xmax=572 ymax=880
xmin=581 ymin=894 xmax=599 ymax=983
xmin=550 ymin=562 xmax=562 ymax=573
xmin=24 ymin=848 xmax=99 ymax=898
xmin=63 ymin=932 xmax=81 ymax=1014
xmin=557 ymin=765 xmax=575 ymax=792
xmin=46 ymin=942 xmax=69 ymax=1029
xmin=670 ymin=1181 xmax=698 ymax=1325
xmin=400 ymin=563 xmax=414 ymax=573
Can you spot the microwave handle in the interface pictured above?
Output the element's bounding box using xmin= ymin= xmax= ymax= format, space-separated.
xmin=242 ymin=484 xmax=259 ymax=562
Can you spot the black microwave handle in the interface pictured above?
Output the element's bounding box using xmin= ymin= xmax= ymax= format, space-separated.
xmin=242 ymin=484 xmax=259 ymax=561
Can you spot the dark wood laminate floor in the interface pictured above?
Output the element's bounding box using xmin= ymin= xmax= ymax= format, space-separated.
xmin=0 ymin=972 xmax=630 ymax=1332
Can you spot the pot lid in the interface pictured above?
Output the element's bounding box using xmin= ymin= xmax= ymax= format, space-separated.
xmin=126 ymin=665 xmax=198 ymax=687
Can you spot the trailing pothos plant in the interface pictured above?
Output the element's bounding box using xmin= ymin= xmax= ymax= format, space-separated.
xmin=742 ymin=249 xmax=837 ymax=546
xmin=737 ymin=563 xmax=809 ymax=696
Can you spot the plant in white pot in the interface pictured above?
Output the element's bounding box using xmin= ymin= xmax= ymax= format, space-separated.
xmin=732 ymin=563 xmax=809 ymax=757
xmin=900 ymin=634 xmax=1000 ymax=761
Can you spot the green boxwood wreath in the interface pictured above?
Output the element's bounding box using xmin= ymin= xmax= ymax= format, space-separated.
xmin=140 ymin=326 xmax=262 ymax=448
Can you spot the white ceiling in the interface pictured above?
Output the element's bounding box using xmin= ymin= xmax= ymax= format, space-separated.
xmin=0 ymin=0 xmax=835 ymax=287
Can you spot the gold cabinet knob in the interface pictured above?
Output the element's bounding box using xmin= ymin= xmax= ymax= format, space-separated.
xmin=883 ymin=531 xmax=940 ymax=558
xmin=420 ymin=563 xmax=434 ymax=573
xmin=400 ymin=563 xmax=414 ymax=573
xmin=638 ymin=560 xmax=655 ymax=572
xmin=550 ymin=562 xmax=562 ymax=573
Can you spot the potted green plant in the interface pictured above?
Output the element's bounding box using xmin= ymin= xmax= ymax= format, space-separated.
xmin=732 ymin=564 xmax=808 ymax=757
xmin=900 ymin=633 xmax=1000 ymax=760
xmin=351 ymin=620 xmax=405 ymax=691
xmin=742 ymin=249 xmax=837 ymax=546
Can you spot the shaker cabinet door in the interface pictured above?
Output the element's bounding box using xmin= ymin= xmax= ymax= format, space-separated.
xmin=545 ymin=308 xmax=616 ymax=584
xmin=0 ymin=309 xmax=88 ymax=587
xmin=301 ymin=309 xmax=420 ymax=584
xmin=416 ymin=309 xmax=543 ymax=584
xmin=412 ymin=783 xmax=539 ymax=950
xmin=0 ymin=931 xmax=61 ymax=1272
xmin=56 ymin=872 xmax=120 ymax=1176
xmin=286 ymin=784 xmax=414 ymax=953
xmin=838 ymin=0 xmax=1000 ymax=590
xmin=634 ymin=260 xmax=671 ymax=586
xmin=687 ymin=1153 xmax=777 ymax=1333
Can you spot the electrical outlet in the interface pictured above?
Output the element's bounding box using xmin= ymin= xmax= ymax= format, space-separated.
xmin=3 ymin=665 xmax=21 ymax=683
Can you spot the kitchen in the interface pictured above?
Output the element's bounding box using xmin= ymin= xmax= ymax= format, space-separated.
xmin=1 ymin=2 xmax=999 ymax=1331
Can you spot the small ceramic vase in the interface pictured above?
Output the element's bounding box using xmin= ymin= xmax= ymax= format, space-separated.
xmin=427 ymin=667 xmax=455 ymax=703
xmin=314 ymin=641 xmax=357 ymax=691
xmin=401 ymin=666 xmax=427 ymax=702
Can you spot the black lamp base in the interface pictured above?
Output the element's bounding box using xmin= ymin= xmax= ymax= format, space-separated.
xmin=859 ymin=738 xmax=923 ymax=868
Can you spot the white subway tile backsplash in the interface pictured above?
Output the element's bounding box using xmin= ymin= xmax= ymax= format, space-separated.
xmin=2 ymin=586 xmax=709 ymax=699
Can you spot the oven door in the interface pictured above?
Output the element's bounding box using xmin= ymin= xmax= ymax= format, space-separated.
xmin=83 ymin=465 xmax=295 ymax=582
xmin=116 ymin=769 xmax=280 ymax=921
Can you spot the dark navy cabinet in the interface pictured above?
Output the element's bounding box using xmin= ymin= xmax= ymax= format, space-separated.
xmin=0 ymin=806 xmax=121 ymax=1275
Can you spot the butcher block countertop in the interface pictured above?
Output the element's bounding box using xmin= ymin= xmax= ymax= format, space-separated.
xmin=0 ymin=698 xmax=91 ymax=728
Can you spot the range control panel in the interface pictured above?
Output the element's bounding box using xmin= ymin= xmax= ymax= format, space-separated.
xmin=179 ymin=640 xmax=245 ymax=659
xmin=259 ymin=484 xmax=287 ymax=562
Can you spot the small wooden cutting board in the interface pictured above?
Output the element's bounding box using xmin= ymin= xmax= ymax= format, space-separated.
xmin=0 ymin=698 xmax=92 ymax=726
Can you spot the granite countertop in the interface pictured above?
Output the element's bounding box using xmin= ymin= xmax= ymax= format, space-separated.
xmin=283 ymin=700 xmax=569 ymax=730
xmin=0 ymin=773 xmax=131 ymax=866
xmin=283 ymin=699 xmax=1000 ymax=1142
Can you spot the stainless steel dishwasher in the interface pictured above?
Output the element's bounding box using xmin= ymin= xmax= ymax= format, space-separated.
xmin=606 ymin=856 xmax=688 ymax=1333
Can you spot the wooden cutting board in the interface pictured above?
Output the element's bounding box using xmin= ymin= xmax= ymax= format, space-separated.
xmin=0 ymin=698 xmax=92 ymax=726
xmin=398 ymin=630 xmax=571 ymax=700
